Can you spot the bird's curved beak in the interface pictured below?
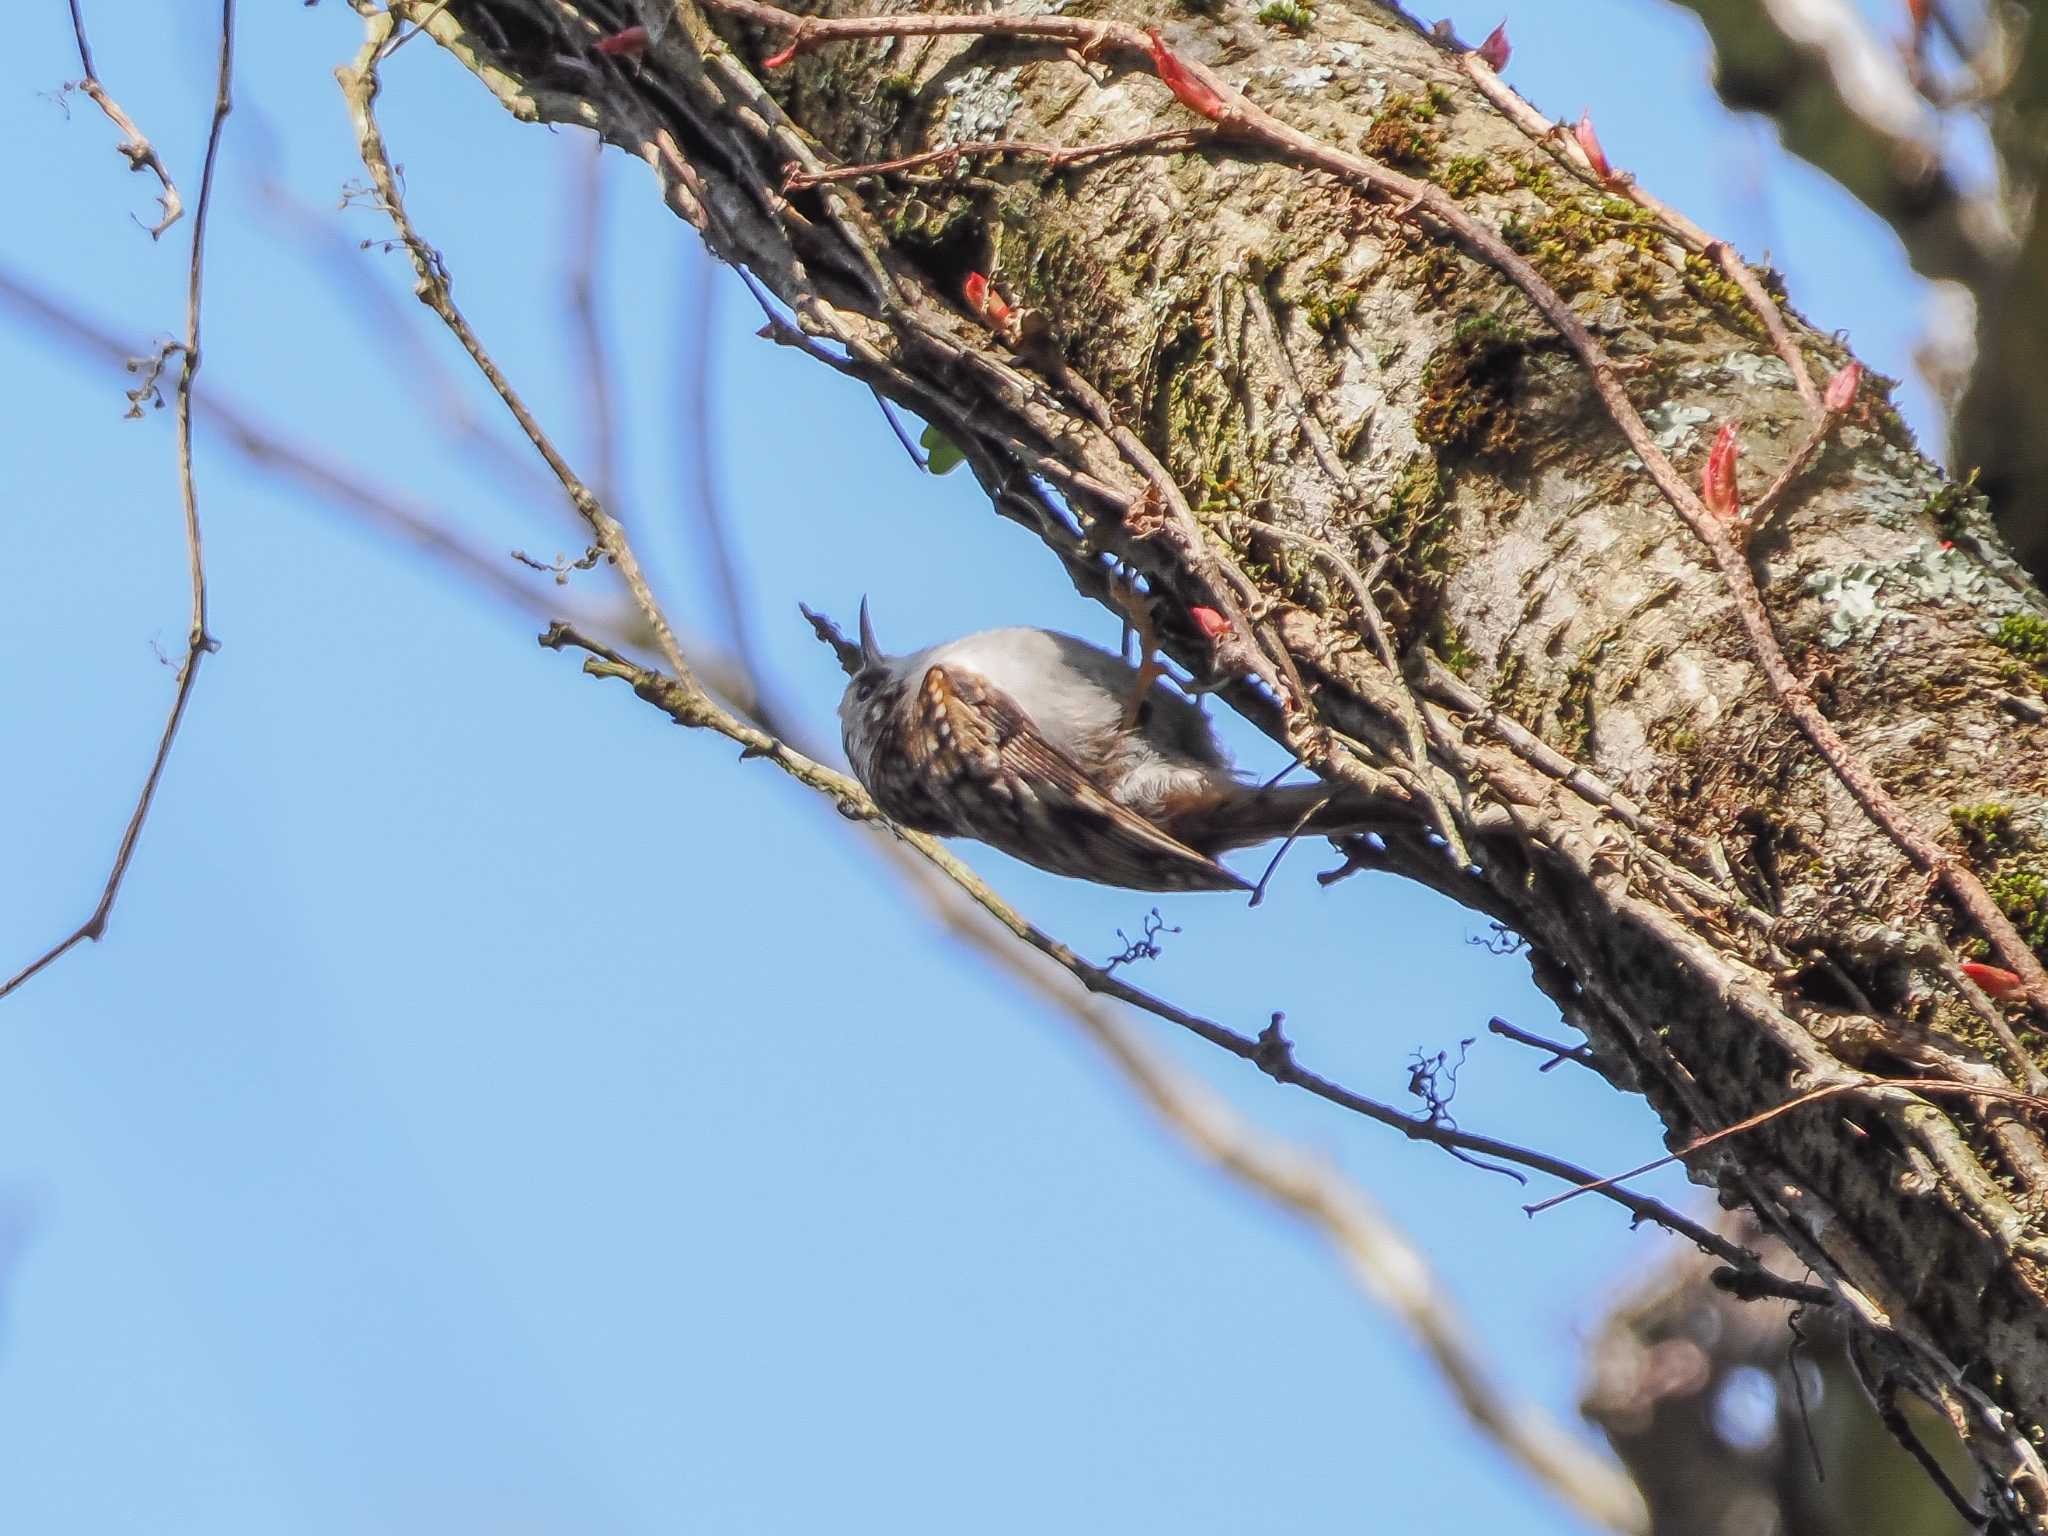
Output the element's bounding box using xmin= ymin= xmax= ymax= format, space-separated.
xmin=858 ymin=595 xmax=882 ymax=669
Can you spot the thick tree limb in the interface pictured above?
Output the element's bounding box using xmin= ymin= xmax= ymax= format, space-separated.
xmin=348 ymin=0 xmax=2048 ymax=1513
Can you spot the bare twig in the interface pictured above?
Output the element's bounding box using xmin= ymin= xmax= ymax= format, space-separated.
xmin=2 ymin=0 xmax=233 ymax=1003
xmin=545 ymin=618 xmax=1754 ymax=1271
xmin=339 ymin=13 xmax=697 ymax=694
xmin=1528 ymin=1075 xmax=2048 ymax=1219
xmin=1746 ymin=412 xmax=1844 ymax=534
xmin=64 ymin=0 xmax=183 ymax=238
xmin=1239 ymin=515 xmax=1470 ymax=869
xmin=782 ymin=126 xmax=1206 ymax=188
xmin=1708 ymin=242 xmax=1823 ymax=420
xmin=1489 ymin=1016 xmax=1601 ymax=1075
xmin=917 ymin=862 xmax=1650 ymax=1534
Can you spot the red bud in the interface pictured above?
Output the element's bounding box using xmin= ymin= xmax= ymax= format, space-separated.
xmin=1476 ymin=20 xmax=1510 ymax=72
xmin=595 ymin=24 xmax=650 ymax=58
xmin=1189 ymin=605 xmax=1230 ymax=641
xmin=1146 ymin=29 xmax=1230 ymax=121
xmin=1575 ymin=111 xmax=1614 ymax=181
xmin=1824 ymin=360 xmax=1862 ymax=414
xmin=1962 ymin=961 xmax=2026 ymax=1002
xmin=1701 ymin=421 xmax=1742 ymax=521
xmin=963 ymin=271 xmax=1015 ymax=328
xmin=762 ymin=39 xmax=799 ymax=68
xmin=1907 ymin=0 xmax=1932 ymax=33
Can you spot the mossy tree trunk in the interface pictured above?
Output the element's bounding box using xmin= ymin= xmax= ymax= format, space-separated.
xmin=385 ymin=0 xmax=2048 ymax=1516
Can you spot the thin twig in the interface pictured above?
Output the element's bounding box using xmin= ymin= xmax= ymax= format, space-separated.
xmin=1528 ymin=1075 xmax=2048 ymax=1217
xmin=1847 ymin=1333 xmax=1991 ymax=1529
xmin=868 ymin=386 xmax=928 ymax=470
xmin=931 ymin=878 xmax=1650 ymax=1534
xmin=1488 ymin=1016 xmax=1600 ymax=1074
xmin=782 ymin=126 xmax=1205 ymax=188
xmin=1708 ymin=242 xmax=1822 ymax=420
xmin=338 ymin=14 xmax=697 ymax=694
xmin=1746 ymin=411 xmax=1845 ymax=535
xmin=1 ymin=0 xmax=233 ymax=1003
xmin=64 ymin=0 xmax=182 ymax=238
xmin=542 ymin=619 xmax=1753 ymax=1270
xmin=1242 ymin=516 xmax=1470 ymax=868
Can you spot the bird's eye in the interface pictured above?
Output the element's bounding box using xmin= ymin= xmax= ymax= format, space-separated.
xmin=854 ymin=677 xmax=878 ymax=702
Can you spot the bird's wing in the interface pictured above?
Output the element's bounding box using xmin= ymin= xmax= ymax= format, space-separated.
xmin=911 ymin=664 xmax=1250 ymax=892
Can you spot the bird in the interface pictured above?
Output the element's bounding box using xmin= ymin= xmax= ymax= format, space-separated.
xmin=836 ymin=599 xmax=1385 ymax=892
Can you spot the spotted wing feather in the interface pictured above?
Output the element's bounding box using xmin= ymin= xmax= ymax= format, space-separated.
xmin=908 ymin=665 xmax=1249 ymax=893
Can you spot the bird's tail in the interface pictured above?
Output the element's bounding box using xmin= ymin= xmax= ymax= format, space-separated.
xmin=1170 ymin=782 xmax=1404 ymax=855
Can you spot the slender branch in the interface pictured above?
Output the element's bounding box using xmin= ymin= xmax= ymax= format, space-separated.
xmin=782 ymin=126 xmax=1205 ymax=188
xmin=338 ymin=12 xmax=697 ymax=693
xmin=64 ymin=0 xmax=182 ymax=238
xmin=1 ymin=0 xmax=232 ymax=1003
xmin=1528 ymin=1075 xmax=2048 ymax=1218
xmin=1746 ymin=411 xmax=1844 ymax=534
xmin=711 ymin=490 xmax=1651 ymax=1536
xmin=1488 ymin=1016 xmax=1601 ymax=1075
xmin=1708 ymin=242 xmax=1822 ymax=419
xmin=541 ymin=619 xmax=1755 ymax=1271
xmin=937 ymin=886 xmax=1650 ymax=1534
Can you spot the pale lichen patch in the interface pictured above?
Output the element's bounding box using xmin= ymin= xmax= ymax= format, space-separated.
xmin=1639 ymin=400 xmax=1711 ymax=457
xmin=938 ymin=66 xmax=1026 ymax=142
xmin=1805 ymin=543 xmax=1999 ymax=650
xmin=1710 ymin=352 xmax=1794 ymax=390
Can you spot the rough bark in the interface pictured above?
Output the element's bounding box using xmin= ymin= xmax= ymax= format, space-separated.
xmin=378 ymin=0 xmax=2048 ymax=1518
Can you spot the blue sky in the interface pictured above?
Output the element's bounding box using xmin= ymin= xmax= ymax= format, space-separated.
xmin=1 ymin=3 xmax=1940 ymax=1531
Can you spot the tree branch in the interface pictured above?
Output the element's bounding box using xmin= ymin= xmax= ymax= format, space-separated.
xmin=64 ymin=0 xmax=183 ymax=238
xmin=2 ymin=0 xmax=233 ymax=1002
xmin=542 ymin=617 xmax=1754 ymax=1272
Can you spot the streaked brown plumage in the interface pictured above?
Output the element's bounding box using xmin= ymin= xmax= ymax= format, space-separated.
xmin=838 ymin=602 xmax=1386 ymax=891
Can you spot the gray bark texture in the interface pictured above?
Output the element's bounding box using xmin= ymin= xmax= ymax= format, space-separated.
xmin=389 ymin=0 xmax=2048 ymax=1519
